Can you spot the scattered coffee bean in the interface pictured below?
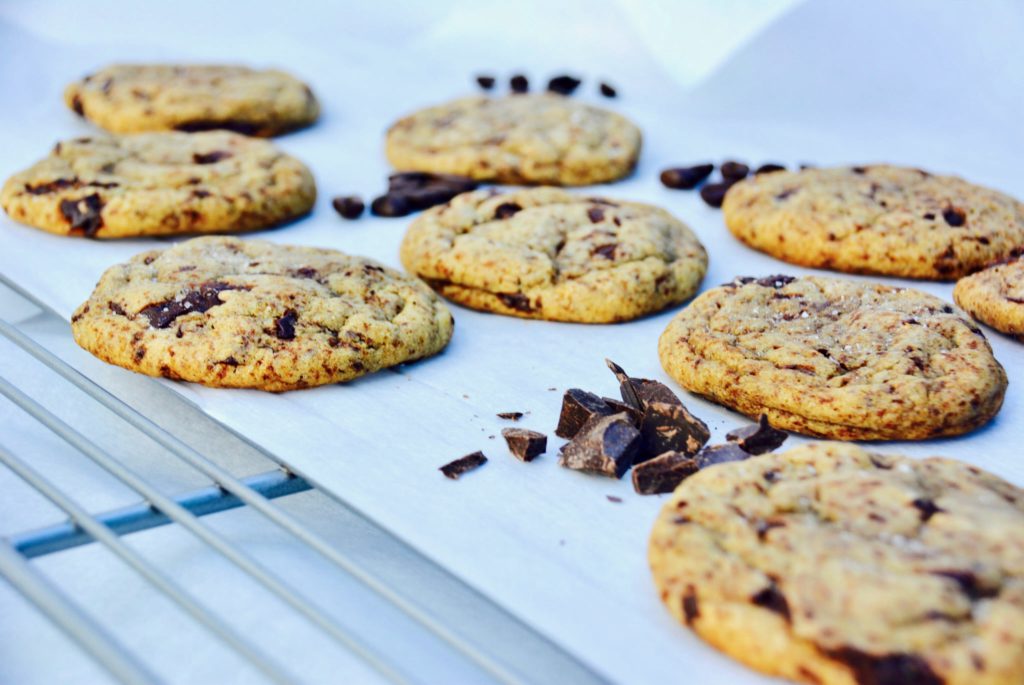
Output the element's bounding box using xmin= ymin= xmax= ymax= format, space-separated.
xmin=559 ymin=413 xmax=640 ymax=478
xmin=439 ymin=451 xmax=488 ymax=479
xmin=660 ymin=164 xmax=714 ymax=190
xmin=699 ymin=181 xmax=735 ymax=208
xmin=599 ymin=82 xmax=617 ymax=98
xmin=632 ymin=450 xmax=699 ymax=495
xmin=497 ymin=411 xmax=524 ymax=421
xmin=695 ymin=442 xmax=751 ymax=468
xmin=476 ymin=74 xmax=496 ymax=90
xmin=725 ymin=414 xmax=787 ymax=455
xmin=638 ymin=401 xmax=710 ymax=463
xmin=370 ymin=194 xmax=411 ymax=217
xmin=547 ymin=74 xmax=582 ymax=95
xmin=502 ymin=428 xmax=547 ymax=462
xmin=720 ymin=161 xmax=750 ymax=181
xmin=332 ymin=195 xmax=365 ymax=220
xmin=556 ymin=388 xmax=614 ymax=438
xmin=510 ymin=74 xmax=529 ymax=93
xmin=755 ymin=163 xmax=786 ymax=175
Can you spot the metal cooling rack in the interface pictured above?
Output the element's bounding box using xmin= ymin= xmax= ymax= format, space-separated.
xmin=0 ymin=275 xmax=608 ymax=685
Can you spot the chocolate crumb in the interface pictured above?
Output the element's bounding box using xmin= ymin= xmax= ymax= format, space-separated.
xmin=599 ymin=82 xmax=617 ymax=98
xmin=725 ymin=415 xmax=788 ymax=455
xmin=632 ymin=450 xmax=699 ymax=494
xmin=440 ymin=451 xmax=488 ymax=479
xmin=502 ymin=428 xmax=547 ymax=462
xmin=332 ymin=196 xmax=365 ymax=219
xmin=510 ymin=74 xmax=529 ymax=93
xmin=606 ymin=495 xmax=623 ymax=503
xmin=497 ymin=411 xmax=524 ymax=421
xmin=475 ymin=74 xmax=496 ymax=90
xmin=659 ymin=164 xmax=714 ymax=190
xmin=547 ymin=74 xmax=582 ymax=95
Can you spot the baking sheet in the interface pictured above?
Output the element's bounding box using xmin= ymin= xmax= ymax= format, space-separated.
xmin=2 ymin=1 xmax=1024 ymax=683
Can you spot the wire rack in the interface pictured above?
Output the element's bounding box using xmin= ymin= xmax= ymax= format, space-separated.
xmin=0 ymin=275 xmax=608 ymax=685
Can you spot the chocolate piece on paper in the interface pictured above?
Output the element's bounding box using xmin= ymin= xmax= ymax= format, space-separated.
xmin=559 ymin=413 xmax=639 ymax=478
xmin=501 ymin=428 xmax=547 ymax=462
xmin=632 ymin=450 xmax=700 ymax=495
xmin=695 ymin=442 xmax=751 ymax=468
xmin=725 ymin=415 xmax=788 ymax=455
xmin=638 ymin=401 xmax=710 ymax=462
xmin=555 ymin=388 xmax=614 ymax=438
xmin=439 ymin=451 xmax=488 ymax=479
xmin=497 ymin=411 xmax=524 ymax=421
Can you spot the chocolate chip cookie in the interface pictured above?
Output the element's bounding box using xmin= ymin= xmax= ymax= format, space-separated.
xmin=400 ymin=187 xmax=707 ymax=323
xmin=649 ymin=441 xmax=1024 ymax=685
xmin=385 ymin=94 xmax=641 ymax=186
xmin=64 ymin=64 xmax=319 ymax=136
xmin=954 ymin=257 xmax=1024 ymax=339
xmin=723 ymin=165 xmax=1024 ymax=280
xmin=1 ymin=131 xmax=315 ymax=238
xmin=71 ymin=236 xmax=454 ymax=391
xmin=658 ymin=275 xmax=1006 ymax=440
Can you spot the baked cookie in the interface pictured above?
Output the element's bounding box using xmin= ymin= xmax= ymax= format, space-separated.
xmin=400 ymin=187 xmax=707 ymax=323
xmin=64 ymin=64 xmax=319 ymax=136
xmin=658 ymin=275 xmax=1005 ymax=440
xmin=723 ymin=165 xmax=1024 ymax=280
xmin=650 ymin=442 xmax=1024 ymax=685
xmin=71 ymin=236 xmax=454 ymax=391
xmin=954 ymin=257 xmax=1024 ymax=339
xmin=385 ymin=94 xmax=641 ymax=186
xmin=1 ymin=131 xmax=315 ymax=239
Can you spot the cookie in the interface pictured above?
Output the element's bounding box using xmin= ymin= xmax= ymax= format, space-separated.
xmin=649 ymin=442 xmax=1024 ymax=685
xmin=400 ymin=187 xmax=707 ymax=323
xmin=954 ymin=257 xmax=1024 ymax=339
xmin=1 ymin=131 xmax=315 ymax=239
xmin=385 ymin=94 xmax=641 ymax=186
xmin=64 ymin=64 xmax=319 ymax=136
xmin=71 ymin=236 xmax=454 ymax=391
xmin=723 ymin=165 xmax=1024 ymax=280
xmin=658 ymin=275 xmax=1006 ymax=440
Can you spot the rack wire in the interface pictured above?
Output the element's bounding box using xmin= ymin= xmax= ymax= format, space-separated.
xmin=0 ymin=276 xmax=609 ymax=685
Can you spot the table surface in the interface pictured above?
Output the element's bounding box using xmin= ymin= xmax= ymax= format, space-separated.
xmin=1 ymin=1 xmax=1023 ymax=683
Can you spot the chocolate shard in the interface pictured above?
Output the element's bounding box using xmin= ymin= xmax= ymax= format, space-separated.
xmin=823 ymin=648 xmax=943 ymax=685
xmin=599 ymin=82 xmax=617 ymax=98
xmin=695 ymin=442 xmax=751 ymax=469
xmin=638 ymin=401 xmax=710 ymax=462
xmin=605 ymin=358 xmax=643 ymax=411
xmin=659 ymin=164 xmax=714 ymax=190
xmin=332 ymin=195 xmax=365 ymax=219
xmin=274 ymin=309 xmax=298 ymax=340
xmin=755 ymin=163 xmax=786 ymax=175
xmin=751 ymin=583 xmax=791 ymax=622
xmin=555 ymin=388 xmax=614 ymax=438
xmin=720 ymin=160 xmax=750 ymax=181
xmin=192 ymin=150 xmax=232 ymax=164
xmin=725 ymin=414 xmax=788 ymax=455
xmin=632 ymin=450 xmax=699 ymax=495
xmin=546 ymin=74 xmax=582 ymax=95
xmin=138 ymin=281 xmax=240 ymax=329
xmin=475 ymin=74 xmax=496 ymax=90
xmin=59 ymin=193 xmax=104 ymax=236
xmin=493 ymin=202 xmax=522 ymax=219
xmin=501 ymin=428 xmax=547 ymax=462
xmin=558 ymin=413 xmax=640 ymax=479
xmin=439 ymin=451 xmax=488 ymax=479
xmin=497 ymin=411 xmax=524 ymax=421
xmin=387 ymin=172 xmax=477 ymax=211
xmin=601 ymin=397 xmax=641 ymax=425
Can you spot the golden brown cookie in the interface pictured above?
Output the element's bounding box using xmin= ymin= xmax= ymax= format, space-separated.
xmin=658 ymin=275 xmax=1006 ymax=440
xmin=385 ymin=94 xmax=641 ymax=186
xmin=400 ymin=187 xmax=707 ymax=323
xmin=650 ymin=442 xmax=1024 ymax=685
xmin=723 ymin=165 xmax=1024 ymax=280
xmin=71 ymin=237 xmax=454 ymax=391
xmin=64 ymin=64 xmax=319 ymax=136
xmin=954 ymin=257 xmax=1024 ymax=339
xmin=1 ymin=132 xmax=315 ymax=239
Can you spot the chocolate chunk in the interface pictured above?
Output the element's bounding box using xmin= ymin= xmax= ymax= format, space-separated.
xmin=475 ymin=74 xmax=496 ymax=90
xmin=587 ymin=207 xmax=605 ymax=223
xmin=699 ymin=181 xmax=735 ymax=208
xmin=599 ymin=82 xmax=617 ymax=98
xmin=501 ymin=428 xmax=547 ymax=462
xmin=682 ymin=587 xmax=700 ymax=624
xmin=138 ymin=281 xmax=240 ymax=328
xmin=547 ymin=74 xmax=581 ymax=95
xmin=71 ymin=94 xmax=84 ymax=116
xmin=592 ymin=244 xmax=616 ymax=259
xmin=725 ymin=415 xmax=788 ymax=455
xmin=332 ymin=195 xmax=365 ymax=219
xmin=775 ymin=188 xmax=798 ymax=201
xmin=720 ymin=161 xmax=750 ymax=181
xmin=59 ymin=194 xmax=104 ymax=236
xmin=439 ymin=451 xmax=488 ymax=479
xmin=510 ymin=74 xmax=529 ymax=93
xmin=659 ymin=164 xmax=714 ymax=190
xmin=497 ymin=411 xmax=524 ymax=421
xmin=370 ymin=194 xmax=411 ymax=217
xmin=25 ymin=178 xmax=80 ymax=195
xmin=695 ymin=442 xmax=751 ymax=468
xmin=735 ymin=275 xmax=796 ymax=289
xmin=494 ymin=202 xmax=523 ymax=219
xmin=931 ymin=570 xmax=998 ymax=600
xmin=556 ymin=388 xmax=614 ymax=438
xmin=602 ymin=397 xmax=642 ymax=425
xmin=751 ymin=583 xmax=791 ymax=622
xmin=382 ymin=172 xmax=477 ymax=212
xmin=175 ymin=120 xmax=261 ymax=136
xmin=632 ymin=450 xmax=699 ymax=494
xmin=275 ymin=309 xmax=298 ymax=340
xmin=633 ymin=379 xmax=684 ymax=408
xmin=851 ymin=166 xmax=868 ymax=174
xmin=559 ymin=413 xmax=640 ymax=478
xmin=823 ymin=648 xmax=942 ymax=685
xmin=912 ymin=498 xmax=943 ymax=522
xmin=943 ymin=206 xmax=966 ymax=227
xmin=638 ymin=401 xmax=710 ymax=461
xmin=755 ymin=163 xmax=786 ymax=174
xmin=192 ymin=150 xmax=232 ymax=164
xmin=497 ymin=293 xmax=532 ymax=312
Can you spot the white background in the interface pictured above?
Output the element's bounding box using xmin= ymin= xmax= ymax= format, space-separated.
xmin=1 ymin=1 xmax=1023 ymax=683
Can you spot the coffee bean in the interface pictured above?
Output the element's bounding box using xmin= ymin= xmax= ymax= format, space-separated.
xmin=660 ymin=164 xmax=714 ymax=190
xmin=599 ymin=82 xmax=617 ymax=98
xmin=331 ymin=196 xmax=365 ymax=220
xmin=547 ymin=74 xmax=581 ymax=95
xmin=476 ymin=74 xmax=496 ymax=90
xmin=755 ymin=163 xmax=786 ymax=175
xmin=510 ymin=74 xmax=529 ymax=93
xmin=699 ymin=181 xmax=735 ymax=208
xmin=720 ymin=161 xmax=750 ymax=181
xmin=370 ymin=194 xmax=412 ymax=217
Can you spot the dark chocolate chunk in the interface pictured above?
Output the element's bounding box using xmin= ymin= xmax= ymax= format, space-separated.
xmin=601 ymin=397 xmax=642 ymax=425
xmin=497 ymin=411 xmax=524 ymax=421
xmin=510 ymin=74 xmax=529 ymax=93
xmin=851 ymin=166 xmax=868 ymax=174
xmin=720 ymin=161 xmax=750 ymax=181
xmin=439 ymin=451 xmax=488 ymax=479
xmin=494 ymin=202 xmax=523 ymax=219
xmin=638 ymin=401 xmax=710 ymax=461
xmin=751 ymin=583 xmax=791 ymax=622
xmin=725 ymin=414 xmax=788 ymax=455
xmin=332 ymin=195 xmax=365 ymax=219
xmin=604 ymin=359 xmax=643 ymax=412
xmin=502 ymin=428 xmax=547 ymax=462
xmin=699 ymin=181 xmax=735 ymax=208
xmin=138 ymin=281 xmax=240 ymax=329
xmin=912 ymin=498 xmax=943 ymax=522
xmin=587 ymin=207 xmax=605 ymax=223
xmin=659 ymin=164 xmax=714 ymax=190
xmin=370 ymin=194 xmax=412 ymax=217
xmin=755 ymin=163 xmax=786 ymax=174
xmin=592 ymin=244 xmax=617 ymax=259
xmin=931 ymin=570 xmax=998 ymax=600
xmin=192 ymin=150 xmax=232 ymax=164
xmin=59 ymin=193 xmax=104 ymax=236
xmin=682 ymin=587 xmax=700 ymax=624
xmin=175 ymin=120 xmax=262 ymax=136
xmin=632 ymin=450 xmax=699 ymax=494
xmin=823 ymin=648 xmax=942 ymax=685
xmin=475 ymin=74 xmax=496 ymax=90
xmin=599 ymin=82 xmax=617 ymax=98
xmin=547 ymin=74 xmax=581 ymax=95
xmin=558 ymin=413 xmax=640 ymax=478
xmin=497 ymin=292 xmax=533 ymax=312
xmin=385 ymin=172 xmax=477 ymax=211
xmin=556 ymin=388 xmax=614 ymax=438
xmin=25 ymin=178 xmax=80 ymax=195
xmin=633 ymin=378 xmax=684 ymax=408
xmin=71 ymin=94 xmax=85 ymax=116
xmin=274 ymin=309 xmax=298 ymax=340
xmin=943 ymin=206 xmax=966 ymax=227
xmin=695 ymin=442 xmax=751 ymax=468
